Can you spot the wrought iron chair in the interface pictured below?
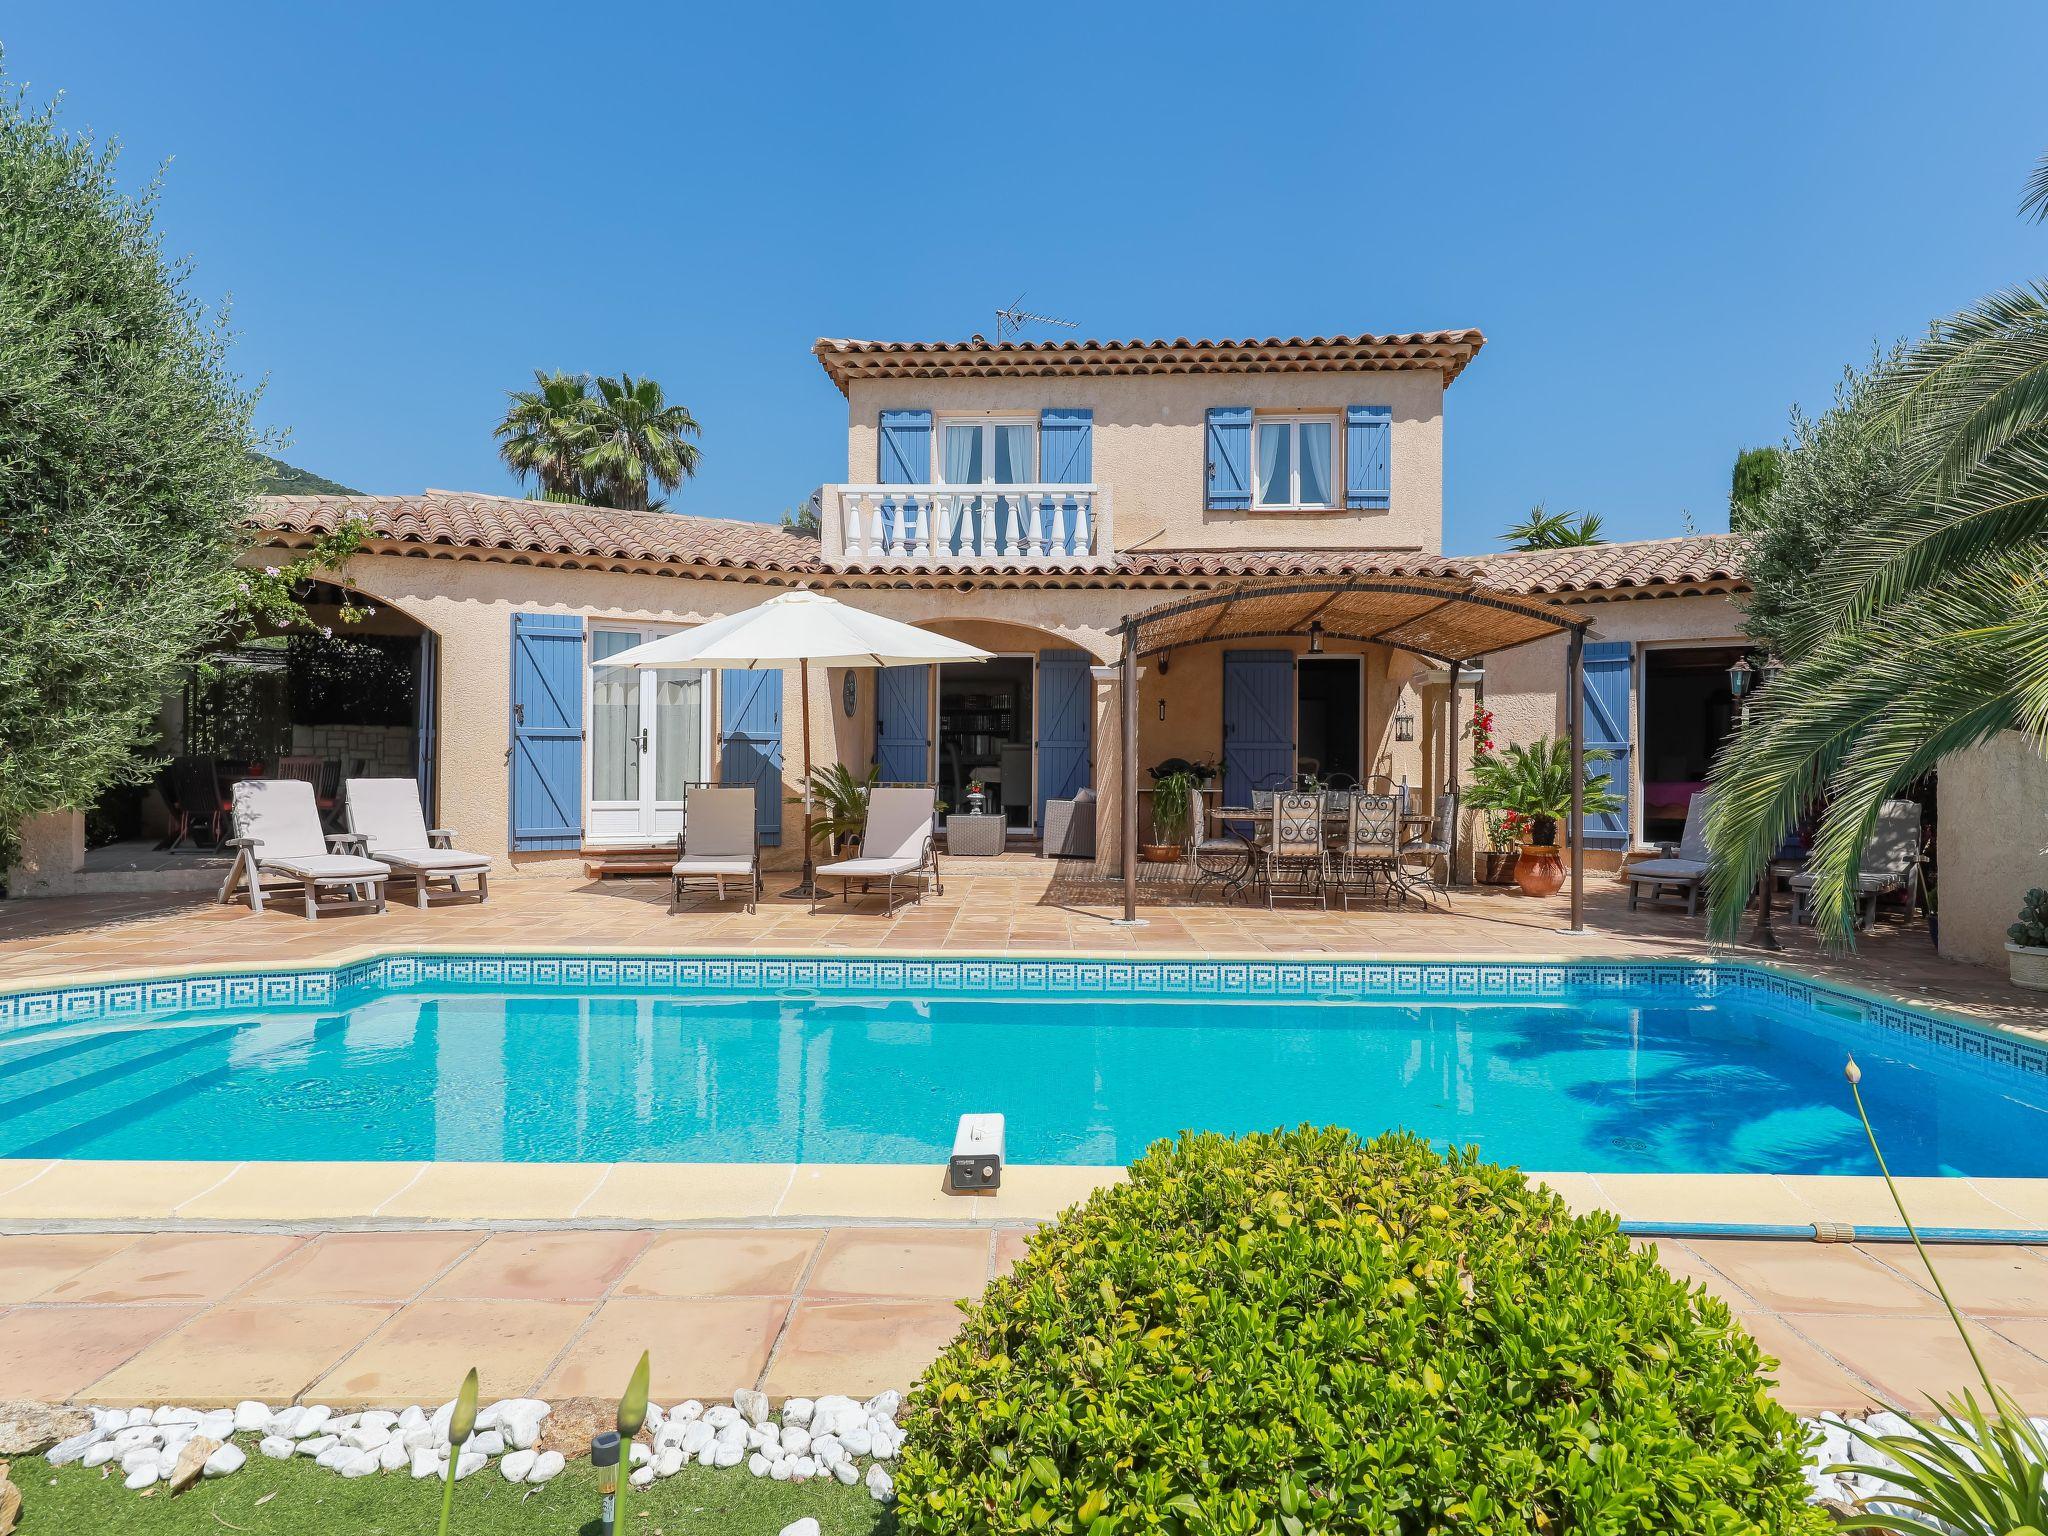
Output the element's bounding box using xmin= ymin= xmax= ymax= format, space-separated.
xmin=1400 ymin=790 xmax=1458 ymax=906
xmin=1332 ymin=791 xmax=1402 ymax=909
xmin=1261 ymin=791 xmax=1328 ymax=909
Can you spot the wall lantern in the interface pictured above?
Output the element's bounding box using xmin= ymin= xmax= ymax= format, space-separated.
xmin=1727 ymin=654 xmax=1757 ymax=699
xmin=1307 ymin=620 xmax=1325 ymax=655
xmin=1393 ymin=698 xmax=1417 ymax=742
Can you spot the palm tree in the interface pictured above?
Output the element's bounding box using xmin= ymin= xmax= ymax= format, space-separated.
xmin=1504 ymin=503 xmax=1605 ymax=549
xmin=494 ymin=370 xmax=594 ymax=501
xmin=580 ymin=374 xmax=702 ymax=511
xmin=2023 ymin=148 xmax=2048 ymax=224
xmin=1704 ymin=280 xmax=2048 ymax=943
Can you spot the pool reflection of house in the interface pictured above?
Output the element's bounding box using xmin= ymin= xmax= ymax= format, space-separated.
xmin=14 ymin=328 xmax=1752 ymax=894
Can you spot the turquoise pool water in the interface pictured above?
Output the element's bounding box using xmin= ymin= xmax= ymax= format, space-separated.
xmin=2 ymin=959 xmax=2042 ymax=1174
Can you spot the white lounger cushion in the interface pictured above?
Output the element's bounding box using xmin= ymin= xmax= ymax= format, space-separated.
xmin=232 ymin=779 xmax=330 ymax=862
xmin=375 ymin=846 xmax=491 ymax=873
xmin=1788 ymin=869 xmax=1905 ymax=893
xmin=815 ymin=855 xmax=923 ymax=879
xmin=260 ymin=852 xmax=390 ymax=882
xmin=1629 ymin=858 xmax=1705 ymax=882
xmin=672 ymin=854 xmax=756 ymax=876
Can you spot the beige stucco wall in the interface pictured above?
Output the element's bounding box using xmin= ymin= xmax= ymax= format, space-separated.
xmin=1484 ymin=592 xmax=1748 ymax=850
xmin=1937 ymin=732 xmax=2048 ymax=966
xmin=842 ymin=369 xmax=1445 ymax=554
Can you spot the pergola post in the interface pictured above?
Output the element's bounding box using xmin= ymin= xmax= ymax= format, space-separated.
xmin=1444 ymin=658 xmax=1461 ymax=885
xmin=1565 ymin=628 xmax=1585 ymax=933
xmin=1120 ymin=621 xmax=1139 ymax=924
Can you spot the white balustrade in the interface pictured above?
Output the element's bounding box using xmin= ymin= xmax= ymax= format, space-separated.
xmin=820 ymin=485 xmax=1112 ymax=568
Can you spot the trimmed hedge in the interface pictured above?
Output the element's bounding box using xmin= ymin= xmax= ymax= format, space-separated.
xmin=898 ymin=1128 xmax=1826 ymax=1535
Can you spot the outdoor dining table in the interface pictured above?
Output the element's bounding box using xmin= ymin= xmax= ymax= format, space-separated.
xmin=1195 ymin=805 xmax=1434 ymax=898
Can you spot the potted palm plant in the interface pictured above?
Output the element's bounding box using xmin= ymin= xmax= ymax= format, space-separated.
xmin=1463 ymin=737 xmax=1620 ymax=897
xmin=1143 ymin=767 xmax=1201 ymax=863
xmin=794 ymin=762 xmax=878 ymax=855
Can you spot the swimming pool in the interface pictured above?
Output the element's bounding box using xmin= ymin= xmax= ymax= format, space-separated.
xmin=3 ymin=956 xmax=2043 ymax=1175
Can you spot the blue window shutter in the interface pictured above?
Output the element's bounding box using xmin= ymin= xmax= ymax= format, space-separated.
xmin=1221 ymin=650 xmax=1295 ymax=808
xmin=1206 ymin=407 xmax=1251 ymax=510
xmin=1034 ymin=650 xmax=1092 ymax=831
xmin=873 ymin=666 xmax=931 ymax=783
xmin=719 ymin=669 xmax=784 ymax=846
xmin=509 ymin=612 xmax=584 ymax=851
xmin=1346 ymin=405 xmax=1392 ymax=509
xmin=1038 ymin=408 xmax=1092 ymax=483
xmin=878 ymin=409 xmax=932 ymax=484
xmin=1579 ymin=641 xmax=1633 ymax=850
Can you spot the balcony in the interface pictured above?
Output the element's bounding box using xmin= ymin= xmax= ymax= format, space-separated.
xmin=819 ymin=484 xmax=1114 ymax=569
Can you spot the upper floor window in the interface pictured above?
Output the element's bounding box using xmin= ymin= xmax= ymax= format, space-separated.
xmin=939 ymin=418 xmax=1037 ymax=485
xmin=1254 ymin=415 xmax=1336 ymax=509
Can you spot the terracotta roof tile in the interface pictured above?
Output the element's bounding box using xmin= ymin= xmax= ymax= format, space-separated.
xmin=1473 ymin=534 xmax=1746 ymax=596
xmin=813 ymin=330 xmax=1486 ymax=392
xmin=249 ymin=490 xmax=820 ymax=572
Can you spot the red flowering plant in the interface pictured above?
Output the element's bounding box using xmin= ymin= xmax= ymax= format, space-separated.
xmin=1487 ymin=808 xmax=1525 ymax=851
xmin=1462 ymin=701 xmax=1497 ymax=758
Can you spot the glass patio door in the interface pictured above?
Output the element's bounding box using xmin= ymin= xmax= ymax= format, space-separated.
xmin=587 ymin=626 xmax=707 ymax=843
xmin=938 ymin=418 xmax=1034 ymax=555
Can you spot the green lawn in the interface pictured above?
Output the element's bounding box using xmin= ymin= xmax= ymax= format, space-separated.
xmin=17 ymin=1454 xmax=893 ymax=1535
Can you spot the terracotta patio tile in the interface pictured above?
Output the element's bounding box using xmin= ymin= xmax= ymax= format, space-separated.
xmin=1675 ymin=1241 xmax=1945 ymax=1317
xmin=238 ymin=1230 xmax=485 ymax=1303
xmin=1792 ymin=1312 xmax=2048 ymax=1411
xmin=89 ymin=1300 xmax=395 ymax=1405
xmin=1736 ymin=1314 xmax=1883 ymax=1415
xmin=762 ymin=1300 xmax=964 ymax=1397
xmin=542 ymin=1297 xmax=788 ymax=1399
xmin=1860 ymin=1244 xmax=2048 ymax=1318
xmin=307 ymin=1300 xmax=592 ymax=1405
xmin=804 ymin=1228 xmax=989 ymax=1302
xmin=991 ymin=1229 xmax=1035 ymax=1280
xmin=428 ymin=1230 xmax=651 ymax=1301
xmin=0 ymin=1304 xmax=201 ymax=1401
xmin=616 ymin=1231 xmax=819 ymax=1298
xmin=1633 ymin=1239 xmax=1761 ymax=1311
xmin=43 ymin=1232 xmax=304 ymax=1305
xmin=0 ymin=1233 xmax=138 ymax=1302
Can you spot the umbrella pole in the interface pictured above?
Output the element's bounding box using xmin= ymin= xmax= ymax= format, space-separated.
xmin=783 ymin=657 xmax=819 ymax=900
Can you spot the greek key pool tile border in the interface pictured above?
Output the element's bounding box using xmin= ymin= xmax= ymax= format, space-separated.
xmin=4 ymin=953 xmax=2045 ymax=1078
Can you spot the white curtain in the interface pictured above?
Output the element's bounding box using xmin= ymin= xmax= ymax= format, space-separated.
xmin=589 ymin=631 xmax=641 ymax=802
xmin=1258 ymin=422 xmax=1292 ymax=506
xmin=654 ymin=671 xmax=704 ymax=802
xmin=1298 ymin=422 xmax=1333 ymax=506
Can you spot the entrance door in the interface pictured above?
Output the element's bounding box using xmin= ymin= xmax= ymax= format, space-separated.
xmin=1036 ymin=650 xmax=1092 ymax=832
xmin=586 ymin=626 xmax=709 ymax=843
xmin=1222 ymin=650 xmax=1296 ymax=807
xmin=875 ymin=666 xmax=931 ymax=783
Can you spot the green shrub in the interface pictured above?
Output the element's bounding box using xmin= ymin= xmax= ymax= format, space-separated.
xmin=898 ymin=1128 xmax=1826 ymax=1535
xmin=2007 ymin=887 xmax=2048 ymax=948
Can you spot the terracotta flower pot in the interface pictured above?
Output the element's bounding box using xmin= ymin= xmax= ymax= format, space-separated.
xmin=1478 ymin=851 xmax=1517 ymax=885
xmin=1139 ymin=843 xmax=1185 ymax=864
xmin=1513 ymin=844 xmax=1565 ymax=898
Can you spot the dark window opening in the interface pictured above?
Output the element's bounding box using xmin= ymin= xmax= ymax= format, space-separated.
xmin=1296 ymin=657 xmax=1361 ymax=786
xmin=1640 ymin=646 xmax=1743 ymax=844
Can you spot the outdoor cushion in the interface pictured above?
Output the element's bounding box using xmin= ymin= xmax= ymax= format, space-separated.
xmin=1788 ymin=869 xmax=1905 ymax=893
xmin=1628 ymin=857 xmax=1705 ymax=881
xmin=259 ymin=852 xmax=390 ymax=882
xmin=374 ymin=846 xmax=491 ymax=873
xmin=816 ymin=855 xmax=925 ymax=878
xmin=232 ymin=778 xmax=329 ymax=861
xmin=672 ymin=854 xmax=756 ymax=876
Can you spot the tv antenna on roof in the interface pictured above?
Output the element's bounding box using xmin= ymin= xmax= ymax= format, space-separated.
xmin=994 ymin=294 xmax=1077 ymax=342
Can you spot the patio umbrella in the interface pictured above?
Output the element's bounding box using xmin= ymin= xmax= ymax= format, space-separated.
xmin=602 ymin=588 xmax=991 ymax=897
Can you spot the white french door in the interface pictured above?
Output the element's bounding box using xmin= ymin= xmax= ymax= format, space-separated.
xmin=586 ymin=626 xmax=710 ymax=844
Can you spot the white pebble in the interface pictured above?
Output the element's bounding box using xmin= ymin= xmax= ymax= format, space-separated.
xmin=696 ymin=1443 xmax=717 ymax=1468
xmin=866 ymin=1464 xmax=895 ymax=1503
xmin=233 ymin=1400 xmax=272 ymax=1434
xmin=344 ymin=1425 xmax=393 ymax=1452
xmin=769 ymin=1457 xmax=793 ymax=1481
xmin=316 ymin=1443 xmax=355 ymax=1471
xmin=298 ymin=1434 xmax=337 ymax=1458
xmin=657 ymin=1447 xmax=685 ymax=1478
xmin=397 ymin=1405 xmax=426 ymax=1431
xmin=747 ymin=1452 xmax=771 ymax=1477
xmin=454 ymin=1450 xmax=487 ymax=1480
xmin=468 ymin=1429 xmax=505 ymax=1458
xmin=733 ymin=1387 xmax=770 ymax=1425
xmin=713 ymin=1440 xmax=744 ymax=1468
xmin=259 ymin=1437 xmax=295 ymax=1461
xmin=402 ymin=1425 xmax=438 ymax=1453
xmin=500 ymin=1449 xmax=537 ymax=1482
xmin=864 ymin=1390 xmax=901 ymax=1421
xmin=781 ymin=1398 xmax=813 ymax=1428
xmin=45 ymin=1428 xmax=104 ymax=1467
xmin=832 ymin=1457 xmax=860 ymax=1486
xmin=293 ymin=1406 xmax=333 ymax=1438
xmin=154 ymin=1406 xmax=200 ymax=1427
xmin=119 ymin=1449 xmax=159 ymax=1478
xmin=340 ymin=1451 xmax=381 ymax=1478
xmin=629 ymin=1440 xmax=652 ymax=1466
xmin=703 ymin=1405 xmax=741 ymax=1429
xmin=124 ymin=1465 xmax=160 ymax=1491
xmin=410 ymin=1448 xmax=442 ymax=1479
xmin=678 ymin=1422 xmax=715 ymax=1456
xmin=671 ymin=1399 xmax=704 ymax=1423
xmin=379 ymin=1439 xmax=410 ymax=1472
xmin=780 ymin=1426 xmax=811 ymax=1457
xmin=527 ymin=1450 xmax=565 ymax=1484
xmin=205 ymin=1443 xmax=247 ymax=1479
xmin=82 ymin=1442 xmax=121 ymax=1469
xmin=793 ymin=1455 xmax=818 ymax=1481
xmin=630 ymin=1464 xmax=655 ymax=1488
xmin=781 ymin=1519 xmax=822 ymax=1536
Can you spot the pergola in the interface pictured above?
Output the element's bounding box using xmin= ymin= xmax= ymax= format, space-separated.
xmin=1114 ymin=574 xmax=1595 ymax=926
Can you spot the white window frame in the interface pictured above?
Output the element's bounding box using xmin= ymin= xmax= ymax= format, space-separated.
xmin=934 ymin=413 xmax=1039 ymax=485
xmin=583 ymin=622 xmax=713 ymax=844
xmin=1252 ymin=413 xmax=1339 ymax=511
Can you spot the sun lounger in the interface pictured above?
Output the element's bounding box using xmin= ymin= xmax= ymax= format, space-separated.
xmin=671 ymin=785 xmax=761 ymax=911
xmin=1790 ymin=799 xmax=1923 ymax=927
xmin=1627 ymin=791 xmax=1711 ymax=915
xmin=218 ymin=778 xmax=389 ymax=919
xmin=343 ymin=777 xmax=492 ymax=908
xmin=812 ymin=785 xmax=941 ymax=915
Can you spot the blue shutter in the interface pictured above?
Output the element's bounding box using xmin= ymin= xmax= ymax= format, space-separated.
xmin=1205 ymin=407 xmax=1252 ymax=510
xmin=414 ymin=629 xmax=438 ymax=815
xmin=1222 ymin=650 xmax=1295 ymax=808
xmin=719 ymin=669 xmax=784 ymax=846
xmin=1579 ymin=641 xmax=1633 ymax=850
xmin=1038 ymin=408 xmax=1092 ymax=482
xmin=1346 ymin=404 xmax=1392 ymax=510
xmin=1035 ymin=649 xmax=1093 ymax=832
xmin=874 ymin=666 xmax=930 ymax=783
xmin=877 ymin=409 xmax=932 ymax=484
xmin=509 ymin=613 xmax=584 ymax=850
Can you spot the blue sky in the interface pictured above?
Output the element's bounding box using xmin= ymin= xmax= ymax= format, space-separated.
xmin=8 ymin=3 xmax=2044 ymax=550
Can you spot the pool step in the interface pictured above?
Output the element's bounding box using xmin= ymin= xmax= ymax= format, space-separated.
xmin=0 ymin=1024 xmax=242 ymax=1157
